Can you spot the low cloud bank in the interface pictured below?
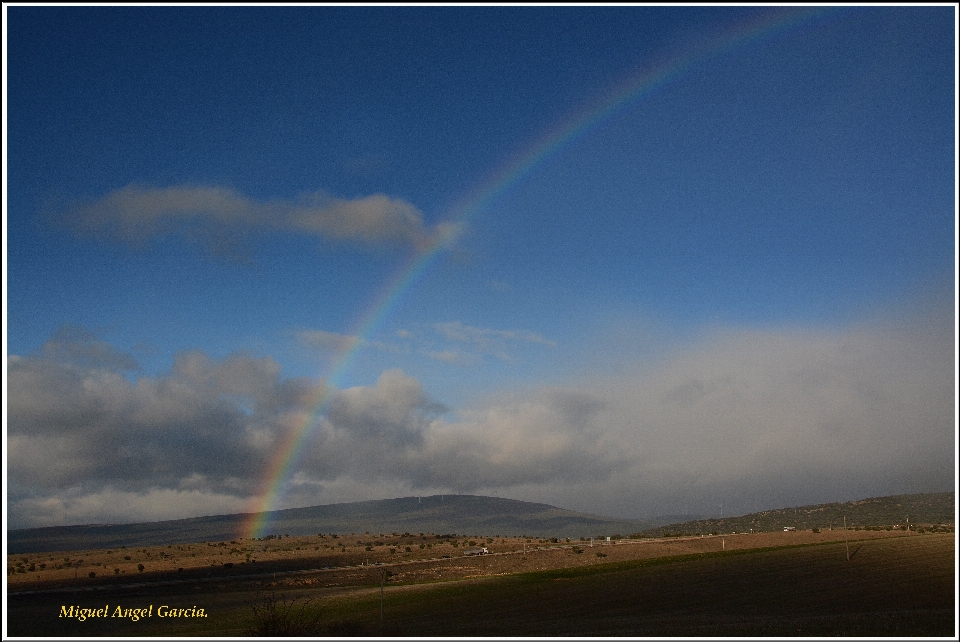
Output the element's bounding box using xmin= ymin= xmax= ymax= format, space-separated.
xmin=7 ymin=306 xmax=953 ymax=528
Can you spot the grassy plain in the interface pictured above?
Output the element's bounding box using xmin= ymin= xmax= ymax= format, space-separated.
xmin=6 ymin=530 xmax=955 ymax=637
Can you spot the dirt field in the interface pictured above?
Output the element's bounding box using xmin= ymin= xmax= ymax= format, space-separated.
xmin=6 ymin=527 xmax=914 ymax=592
xmin=6 ymin=529 xmax=954 ymax=637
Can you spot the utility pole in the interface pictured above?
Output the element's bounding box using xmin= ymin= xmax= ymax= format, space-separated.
xmin=844 ymin=516 xmax=849 ymax=561
xmin=379 ymin=567 xmax=385 ymax=633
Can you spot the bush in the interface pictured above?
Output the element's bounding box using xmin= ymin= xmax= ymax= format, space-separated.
xmin=246 ymin=592 xmax=324 ymax=637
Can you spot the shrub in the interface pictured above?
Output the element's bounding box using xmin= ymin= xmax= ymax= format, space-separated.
xmin=246 ymin=592 xmax=324 ymax=636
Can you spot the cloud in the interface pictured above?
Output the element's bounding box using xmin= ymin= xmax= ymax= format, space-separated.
xmin=7 ymin=332 xmax=322 ymax=527
xmin=55 ymin=184 xmax=459 ymax=254
xmin=406 ymin=388 xmax=621 ymax=491
xmin=304 ymin=306 xmax=952 ymax=519
xmin=432 ymin=321 xmax=556 ymax=347
xmin=295 ymin=329 xmax=361 ymax=353
xmin=294 ymin=328 xmax=398 ymax=357
xmin=7 ymin=332 xmax=442 ymax=528
xmin=12 ymin=488 xmax=252 ymax=529
xmin=39 ymin=324 xmax=140 ymax=372
xmin=409 ymin=320 xmax=556 ymax=364
xmin=425 ymin=350 xmax=463 ymax=364
xmin=7 ymin=306 xmax=953 ymax=528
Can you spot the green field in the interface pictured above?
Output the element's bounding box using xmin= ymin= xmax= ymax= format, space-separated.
xmin=7 ymin=533 xmax=954 ymax=637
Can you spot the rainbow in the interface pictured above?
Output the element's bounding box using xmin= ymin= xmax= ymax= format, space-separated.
xmin=240 ymin=6 xmax=832 ymax=540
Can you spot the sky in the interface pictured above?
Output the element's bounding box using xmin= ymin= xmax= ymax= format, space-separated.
xmin=4 ymin=5 xmax=957 ymax=532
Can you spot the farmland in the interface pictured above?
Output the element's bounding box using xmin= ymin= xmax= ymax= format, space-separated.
xmin=6 ymin=528 xmax=954 ymax=637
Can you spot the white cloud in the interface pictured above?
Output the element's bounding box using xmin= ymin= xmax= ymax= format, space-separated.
xmin=399 ymin=320 xmax=557 ymax=365
xmin=12 ymin=487 xmax=252 ymax=528
xmin=294 ymin=328 xmax=400 ymax=357
xmin=56 ymin=184 xmax=460 ymax=253
xmin=7 ymin=306 xmax=953 ymax=528
xmin=432 ymin=321 xmax=556 ymax=347
xmin=295 ymin=329 xmax=361 ymax=353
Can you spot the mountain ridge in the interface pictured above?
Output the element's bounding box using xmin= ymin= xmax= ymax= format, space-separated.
xmin=7 ymin=491 xmax=954 ymax=555
xmin=6 ymin=494 xmax=651 ymax=554
xmin=638 ymin=491 xmax=955 ymax=537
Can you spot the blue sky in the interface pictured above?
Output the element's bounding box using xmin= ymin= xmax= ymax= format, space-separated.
xmin=5 ymin=6 xmax=956 ymax=529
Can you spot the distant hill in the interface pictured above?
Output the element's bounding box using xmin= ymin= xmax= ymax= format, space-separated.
xmin=9 ymin=492 xmax=953 ymax=555
xmin=639 ymin=492 xmax=955 ymax=537
xmin=6 ymin=495 xmax=653 ymax=554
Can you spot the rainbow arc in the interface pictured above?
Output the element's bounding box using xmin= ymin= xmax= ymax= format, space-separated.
xmin=240 ymin=7 xmax=830 ymax=540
